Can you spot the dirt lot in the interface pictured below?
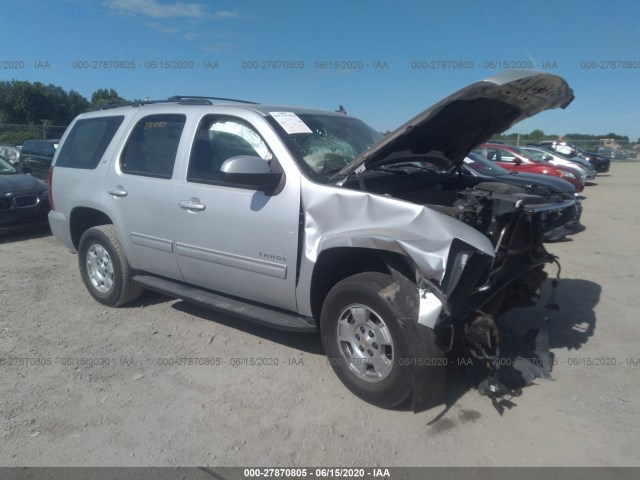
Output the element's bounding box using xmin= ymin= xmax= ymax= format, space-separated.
xmin=1 ymin=164 xmax=639 ymax=467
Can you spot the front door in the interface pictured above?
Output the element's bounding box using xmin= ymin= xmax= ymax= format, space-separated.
xmin=173 ymin=115 xmax=300 ymax=312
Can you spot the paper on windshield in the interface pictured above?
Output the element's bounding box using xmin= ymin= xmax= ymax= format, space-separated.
xmin=270 ymin=112 xmax=313 ymax=134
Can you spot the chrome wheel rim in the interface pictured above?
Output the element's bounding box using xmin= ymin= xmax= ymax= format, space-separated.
xmin=86 ymin=244 xmax=114 ymax=294
xmin=335 ymin=304 xmax=394 ymax=383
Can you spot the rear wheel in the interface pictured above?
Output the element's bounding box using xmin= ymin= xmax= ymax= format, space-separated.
xmin=321 ymin=272 xmax=414 ymax=408
xmin=78 ymin=225 xmax=142 ymax=307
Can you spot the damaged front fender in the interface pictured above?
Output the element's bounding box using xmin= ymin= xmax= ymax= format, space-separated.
xmin=296 ymin=177 xmax=495 ymax=318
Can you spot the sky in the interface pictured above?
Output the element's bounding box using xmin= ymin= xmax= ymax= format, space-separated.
xmin=1 ymin=0 xmax=639 ymax=141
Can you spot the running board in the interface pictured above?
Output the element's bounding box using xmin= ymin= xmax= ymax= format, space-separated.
xmin=133 ymin=274 xmax=317 ymax=333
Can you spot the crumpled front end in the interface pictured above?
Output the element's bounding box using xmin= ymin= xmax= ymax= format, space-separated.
xmin=298 ymin=177 xmax=568 ymax=411
xmin=416 ymin=181 xmax=567 ymax=408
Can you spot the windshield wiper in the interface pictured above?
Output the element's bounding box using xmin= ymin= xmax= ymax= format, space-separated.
xmin=332 ymin=162 xmax=438 ymax=186
xmin=385 ymin=162 xmax=439 ymax=173
xmin=368 ymin=166 xmax=411 ymax=175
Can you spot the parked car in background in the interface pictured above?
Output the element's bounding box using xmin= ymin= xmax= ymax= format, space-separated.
xmin=458 ymin=152 xmax=582 ymax=241
xmin=0 ymin=145 xmax=22 ymax=167
xmin=18 ymin=139 xmax=59 ymax=181
xmin=474 ymin=143 xmax=584 ymax=192
xmin=573 ymin=145 xmax=612 ymax=171
xmin=598 ymin=146 xmax=627 ymax=159
xmin=526 ymin=142 xmax=598 ymax=175
xmin=0 ymin=157 xmax=50 ymax=232
xmin=534 ymin=141 xmax=610 ymax=173
xmin=519 ymin=146 xmax=595 ymax=180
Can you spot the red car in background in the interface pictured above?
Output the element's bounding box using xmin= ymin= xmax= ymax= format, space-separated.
xmin=474 ymin=143 xmax=584 ymax=192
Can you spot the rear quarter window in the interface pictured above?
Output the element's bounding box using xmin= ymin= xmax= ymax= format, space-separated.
xmin=56 ymin=116 xmax=124 ymax=169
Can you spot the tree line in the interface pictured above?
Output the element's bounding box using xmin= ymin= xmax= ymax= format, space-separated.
xmin=0 ymin=80 xmax=125 ymax=144
xmin=1 ymin=80 xmax=637 ymax=147
xmin=494 ymin=129 xmax=633 ymax=147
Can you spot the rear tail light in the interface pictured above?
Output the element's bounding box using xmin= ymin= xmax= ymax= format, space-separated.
xmin=47 ymin=166 xmax=54 ymax=210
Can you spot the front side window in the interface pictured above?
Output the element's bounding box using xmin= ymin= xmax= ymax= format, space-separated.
xmin=121 ymin=114 xmax=186 ymax=178
xmin=520 ymin=149 xmax=547 ymax=163
xmin=464 ymin=152 xmax=509 ymax=175
xmin=484 ymin=148 xmax=501 ymax=162
xmin=498 ymin=149 xmax=517 ymax=162
xmin=188 ymin=116 xmax=273 ymax=184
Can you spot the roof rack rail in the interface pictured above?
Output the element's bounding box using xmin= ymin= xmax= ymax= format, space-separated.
xmin=98 ymin=99 xmax=173 ymax=110
xmin=99 ymin=101 xmax=139 ymax=110
xmin=97 ymin=95 xmax=259 ymax=111
xmin=167 ymin=95 xmax=258 ymax=105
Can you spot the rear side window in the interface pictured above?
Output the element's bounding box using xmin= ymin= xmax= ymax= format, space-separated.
xmin=42 ymin=142 xmax=56 ymax=158
xmin=121 ymin=114 xmax=186 ymax=179
xmin=56 ymin=116 xmax=124 ymax=169
xmin=21 ymin=141 xmax=35 ymax=156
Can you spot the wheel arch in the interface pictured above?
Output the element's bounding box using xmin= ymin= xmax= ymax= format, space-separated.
xmin=70 ymin=207 xmax=113 ymax=250
xmin=309 ymin=247 xmax=418 ymax=326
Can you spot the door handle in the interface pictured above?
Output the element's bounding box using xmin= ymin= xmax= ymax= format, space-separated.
xmin=107 ymin=185 xmax=128 ymax=197
xmin=179 ymin=198 xmax=206 ymax=211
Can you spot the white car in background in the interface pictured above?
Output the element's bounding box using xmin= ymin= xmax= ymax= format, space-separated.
xmin=519 ymin=146 xmax=596 ymax=180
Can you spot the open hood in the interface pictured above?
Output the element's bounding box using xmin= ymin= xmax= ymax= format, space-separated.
xmin=335 ymin=70 xmax=574 ymax=179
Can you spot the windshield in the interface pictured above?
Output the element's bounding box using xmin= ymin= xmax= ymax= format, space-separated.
xmin=0 ymin=157 xmax=17 ymax=174
xmin=269 ymin=113 xmax=383 ymax=179
xmin=464 ymin=151 xmax=510 ymax=175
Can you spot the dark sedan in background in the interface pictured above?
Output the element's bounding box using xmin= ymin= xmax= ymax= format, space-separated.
xmin=0 ymin=157 xmax=50 ymax=233
xmin=460 ymin=152 xmax=582 ymax=241
xmin=18 ymin=139 xmax=59 ymax=181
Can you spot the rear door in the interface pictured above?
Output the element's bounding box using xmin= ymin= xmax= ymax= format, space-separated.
xmin=173 ymin=114 xmax=300 ymax=312
xmin=103 ymin=112 xmax=187 ymax=280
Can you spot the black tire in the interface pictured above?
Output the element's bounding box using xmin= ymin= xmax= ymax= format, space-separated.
xmin=321 ymin=271 xmax=414 ymax=408
xmin=78 ymin=225 xmax=143 ymax=307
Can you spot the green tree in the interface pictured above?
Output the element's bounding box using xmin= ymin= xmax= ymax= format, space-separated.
xmin=0 ymin=80 xmax=94 ymax=143
xmin=529 ymin=129 xmax=545 ymax=141
xmin=68 ymin=90 xmax=90 ymax=117
xmin=90 ymin=88 xmax=126 ymax=109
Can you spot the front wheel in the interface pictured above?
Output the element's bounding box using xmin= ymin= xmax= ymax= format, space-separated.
xmin=321 ymin=272 xmax=414 ymax=408
xmin=78 ymin=225 xmax=143 ymax=307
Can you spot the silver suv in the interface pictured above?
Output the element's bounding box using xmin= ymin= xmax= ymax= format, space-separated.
xmin=48 ymin=71 xmax=575 ymax=410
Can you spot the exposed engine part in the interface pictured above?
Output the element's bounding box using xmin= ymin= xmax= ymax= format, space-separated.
xmin=464 ymin=312 xmax=500 ymax=361
xmin=464 ymin=259 xmax=562 ymax=411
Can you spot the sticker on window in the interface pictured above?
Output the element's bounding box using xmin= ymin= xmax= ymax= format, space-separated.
xmin=269 ymin=112 xmax=312 ymax=134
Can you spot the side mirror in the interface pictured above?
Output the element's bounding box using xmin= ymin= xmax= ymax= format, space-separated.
xmin=20 ymin=163 xmax=31 ymax=174
xmin=512 ymin=157 xmax=523 ymax=165
xmin=220 ymin=155 xmax=284 ymax=194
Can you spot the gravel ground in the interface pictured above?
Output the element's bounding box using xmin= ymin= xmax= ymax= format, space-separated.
xmin=1 ymin=163 xmax=638 ymax=467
